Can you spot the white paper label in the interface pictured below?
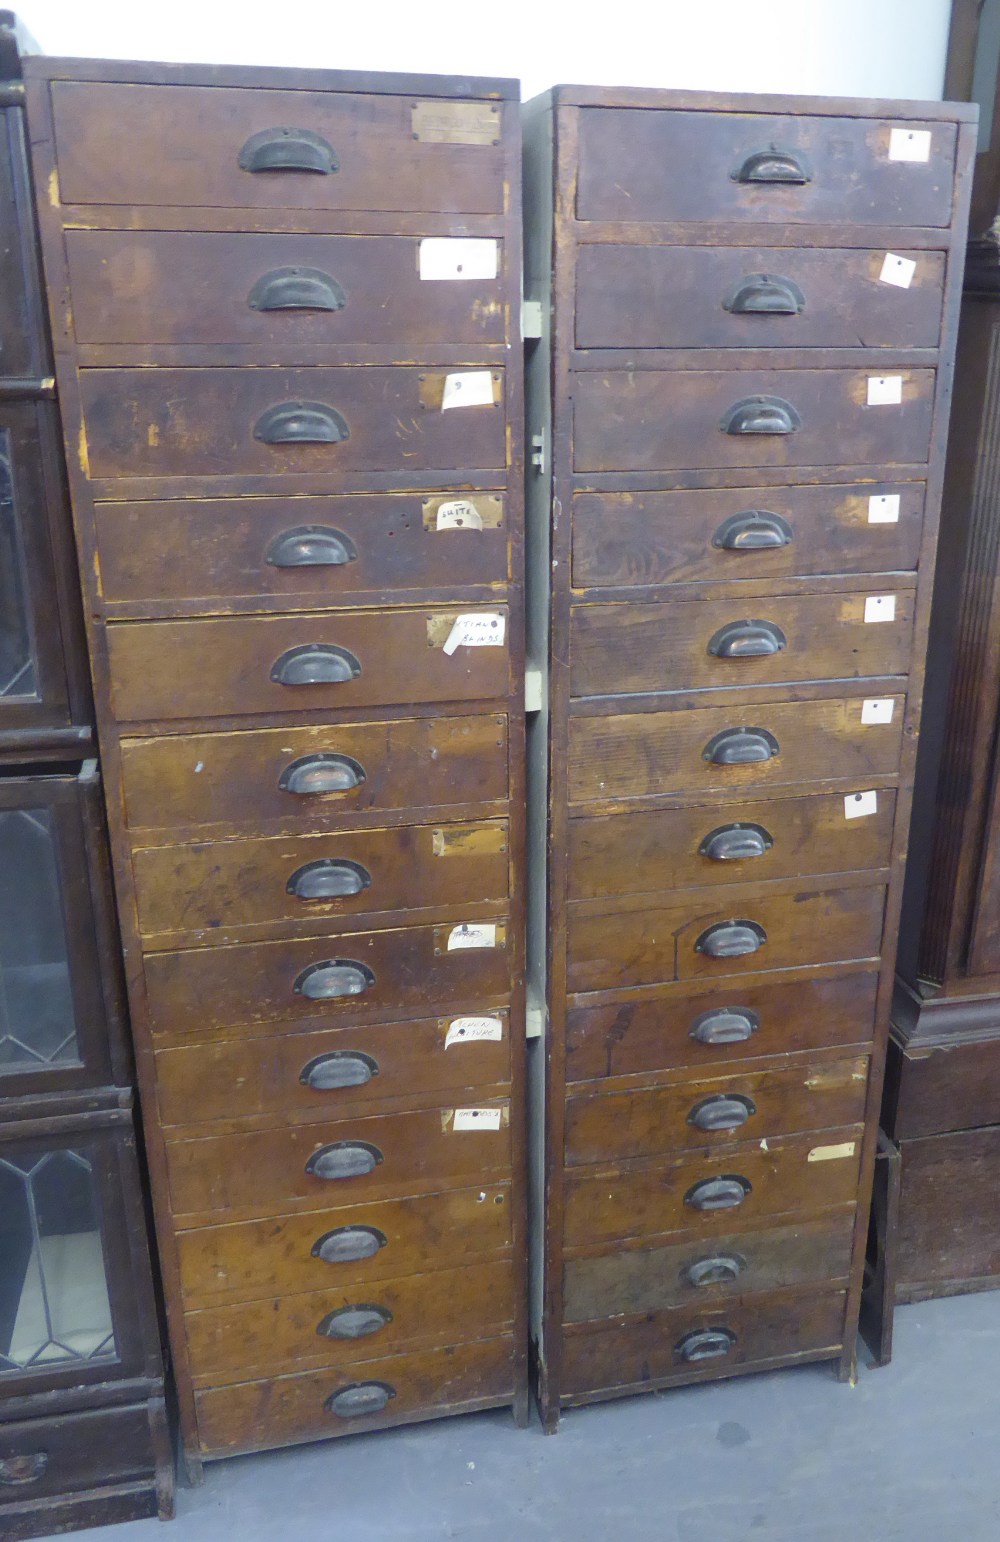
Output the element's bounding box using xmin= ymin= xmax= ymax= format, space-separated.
xmin=447 ymin=922 xmax=497 ymax=951
xmin=443 ymin=612 xmax=506 ymax=656
xmin=845 ymin=790 xmax=878 ymax=820
xmin=867 ymin=375 xmax=903 ymax=406
xmin=445 ymin=1015 xmax=504 ymax=1048
xmin=441 ymin=371 xmax=495 ymax=410
xmin=864 ymin=594 xmax=896 ymax=623
xmin=436 ymin=499 xmax=484 ymax=531
xmin=419 ymin=237 xmax=498 ymax=281
xmin=807 ymin=1141 xmax=857 ymax=1163
xmin=879 ymin=252 xmax=916 ymax=289
xmin=862 ymin=697 xmax=896 ymax=725
xmin=889 ymin=127 xmax=931 ymax=163
xmin=453 ymin=1107 xmax=502 ymax=1131
xmin=868 ymin=494 xmax=901 ymax=524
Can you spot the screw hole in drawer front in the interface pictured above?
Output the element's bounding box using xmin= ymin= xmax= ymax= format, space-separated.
xmin=300 ymin=1050 xmax=379 ymax=1090
xmin=249 ymin=268 xmax=346 ymax=313
xmin=316 ymin=1303 xmax=393 ymax=1340
xmin=311 ymin=1225 xmax=388 ymax=1263
xmin=689 ymin=1007 xmax=760 ymax=1046
xmin=683 ymin=1254 xmax=746 ymax=1289
xmin=675 ymin=1326 xmax=738 ymax=1364
xmin=294 ymin=959 xmax=375 ymax=1000
xmin=684 ymin=1174 xmax=752 ymax=1211
xmin=325 ymin=1381 xmax=396 ymax=1418
xmin=278 ymin=752 xmax=366 ymax=796
xmin=266 ymin=526 xmax=357 ymax=567
xmin=712 ymin=510 xmax=793 ymax=551
xmin=271 ymin=644 xmax=362 ymax=686
xmin=305 ymin=1141 xmax=384 ymax=1180
xmin=702 ymin=727 xmax=779 ymax=765
xmin=698 ymin=824 xmax=773 ymax=862
xmin=0 ymin=1452 xmax=48 ymax=1486
xmin=695 ymin=920 xmax=767 ymax=958
xmin=238 ymin=127 xmax=339 ymax=175
xmin=286 ymin=858 xmax=372 ymax=899
xmin=687 ymin=1093 xmax=757 ymax=1132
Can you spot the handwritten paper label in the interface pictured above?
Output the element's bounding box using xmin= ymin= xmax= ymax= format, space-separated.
xmin=419 ymin=237 xmax=498 ymax=281
xmin=446 ymin=922 xmax=497 ymax=951
xmin=453 ymin=1107 xmax=502 ymax=1131
xmin=443 ymin=612 xmax=506 ymax=656
xmin=845 ymin=790 xmax=878 ymax=820
xmin=867 ymin=375 xmax=903 ymax=406
xmin=888 ymin=127 xmax=931 ymax=163
xmin=807 ymin=1141 xmax=857 ymax=1163
xmin=445 ymin=1016 xmax=504 ymax=1049
xmin=864 ymin=594 xmax=896 ymax=623
xmin=436 ymin=499 xmax=484 ymax=531
xmin=441 ymin=371 xmax=496 ymax=410
xmin=868 ymin=494 xmax=900 ymax=524
xmin=879 ymin=252 xmax=916 ymax=289
xmin=862 ymin=698 xmax=895 ymax=725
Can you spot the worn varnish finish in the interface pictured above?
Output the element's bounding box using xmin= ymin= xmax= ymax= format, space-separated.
xmin=26 ymin=55 xmax=526 ymax=1464
xmin=525 ymin=84 xmax=974 ymax=1423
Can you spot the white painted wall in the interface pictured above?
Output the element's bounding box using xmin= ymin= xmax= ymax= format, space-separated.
xmin=18 ymin=0 xmax=954 ymax=103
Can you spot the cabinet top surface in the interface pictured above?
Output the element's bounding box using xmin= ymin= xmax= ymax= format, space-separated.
xmin=525 ymin=84 xmax=978 ymax=122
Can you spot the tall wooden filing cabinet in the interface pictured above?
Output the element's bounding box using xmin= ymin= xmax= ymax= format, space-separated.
xmin=523 ymin=86 xmax=975 ymax=1423
xmin=25 ymin=56 xmax=527 ymax=1467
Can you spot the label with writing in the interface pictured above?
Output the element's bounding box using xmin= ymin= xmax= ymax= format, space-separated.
xmin=864 ymin=594 xmax=896 ymax=623
xmin=868 ymin=493 xmax=901 ymax=524
xmin=861 ymin=698 xmax=895 ymax=725
xmin=419 ymin=237 xmax=499 ymax=281
xmin=807 ymin=1141 xmax=857 ymax=1163
xmin=879 ymin=252 xmax=916 ymax=288
xmin=445 ymin=1016 xmax=504 ymax=1049
xmin=888 ymin=127 xmax=931 ymax=163
xmin=845 ymin=790 xmax=878 ymax=820
xmin=446 ymin=922 xmax=498 ymax=951
xmin=443 ymin=612 xmax=506 ymax=656
xmin=436 ymin=499 xmax=484 ymax=531
xmin=441 ymin=371 xmax=496 ymax=411
xmin=452 ymin=1107 xmax=503 ymax=1132
xmin=867 ymin=375 xmax=903 ymax=406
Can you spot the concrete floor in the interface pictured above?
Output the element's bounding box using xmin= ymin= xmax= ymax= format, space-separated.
xmin=62 ymin=1295 xmax=1000 ymax=1542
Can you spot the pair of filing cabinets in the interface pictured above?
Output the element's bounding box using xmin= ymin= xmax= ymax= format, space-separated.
xmin=22 ymin=50 xmax=974 ymax=1471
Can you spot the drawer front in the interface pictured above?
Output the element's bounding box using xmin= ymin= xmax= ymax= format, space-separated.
xmin=574 ymin=368 xmax=935 ymax=474
xmin=80 ymin=366 xmax=505 ymax=483
xmin=165 ymin=1103 xmax=512 ymax=1220
xmin=560 ymin=1292 xmax=846 ymax=1399
xmin=566 ymin=884 xmax=885 ymax=992
xmin=569 ymin=696 xmax=905 ymax=805
xmin=144 ymin=919 xmax=510 ymax=1035
xmin=0 ymin=1403 xmax=158 ymax=1504
xmin=565 ymin=1058 xmax=869 ymax=1165
xmin=96 ymin=493 xmax=510 ymax=611
xmin=66 ymin=230 xmax=507 ymax=348
xmin=571 ymin=484 xmax=926 ymax=589
xmin=565 ymin=971 xmax=878 ymax=1083
xmin=893 ymin=1035 xmax=1000 ymax=1140
xmin=52 ymin=82 xmax=508 ymax=214
xmin=120 ymin=715 xmax=509 ymax=836
xmin=186 ymin=1258 xmax=515 ymax=1384
xmin=576 ymin=109 xmax=956 ymax=226
xmin=107 ymin=607 xmax=511 ymax=723
xmin=195 ymin=1337 xmax=515 ymax=1454
xmin=155 ymin=1011 xmax=511 ymax=1125
xmin=896 ymin=1127 xmax=1000 ymax=1290
xmin=176 ymin=1183 xmax=513 ymax=1307
xmin=563 ymin=1130 xmax=863 ymax=1247
xmin=563 ymin=1213 xmax=855 ymax=1322
xmin=571 ymin=591 xmax=914 ymax=697
xmin=568 ymin=791 xmax=897 ymax=900
xmin=575 ymin=245 xmax=945 ymax=350
xmin=132 ymin=819 xmax=510 ymax=942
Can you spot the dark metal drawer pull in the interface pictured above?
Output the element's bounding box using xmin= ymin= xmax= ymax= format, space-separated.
xmin=300 ymin=1050 xmax=379 ymax=1090
xmin=688 ymin=1093 xmax=757 ymax=1132
xmin=312 ymin=1224 xmax=388 ymax=1263
xmin=724 ymin=273 xmax=805 ymax=315
xmin=684 ymin=1254 xmax=746 ymax=1288
xmin=294 ymin=959 xmax=375 ymax=1000
xmin=732 ymin=147 xmax=811 ymax=185
xmin=690 ymin=1007 xmax=760 ymax=1046
xmin=703 ymin=727 xmax=779 ymax=766
xmin=279 ymin=752 xmax=366 ymax=795
xmin=254 ymin=401 xmax=349 ymax=444
xmin=287 ymin=858 xmax=372 ymax=899
xmin=317 ymin=1303 xmax=392 ymax=1340
xmin=326 ymin=1381 xmax=396 ymax=1419
xmin=708 ymin=619 xmax=786 ymax=658
xmin=675 ymin=1327 xmax=737 ymax=1363
xmin=713 ymin=510 xmax=793 ymax=550
xmin=266 ymin=526 xmax=357 ymax=568
xmin=306 ymin=1141 xmax=383 ymax=1180
xmin=695 ymin=920 xmax=767 ymax=958
xmin=271 ymin=644 xmax=361 ymax=686
xmin=684 ymin=1174 xmax=752 ymax=1211
xmin=721 ymin=396 xmax=800 ymax=436
xmin=239 ymin=127 xmax=338 ymax=175
xmin=249 ymin=267 xmax=346 ymax=312
xmin=0 ymin=1452 xmax=48 ymax=1486
xmin=699 ymin=824 xmax=773 ymax=862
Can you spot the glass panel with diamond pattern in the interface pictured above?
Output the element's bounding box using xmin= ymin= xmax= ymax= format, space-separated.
xmin=0 ymin=430 xmax=38 ymax=703
xmin=0 ymin=804 xmax=79 ymax=1071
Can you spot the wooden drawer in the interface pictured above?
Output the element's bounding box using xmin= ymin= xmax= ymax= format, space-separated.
xmin=571 ymin=590 xmax=914 ymax=697
xmin=186 ymin=1258 xmax=515 ymax=1385
xmin=573 ymin=368 xmax=935 ymax=474
xmin=120 ymin=714 xmax=509 ymax=837
xmin=132 ymin=819 xmax=510 ymax=944
xmin=565 ymin=1058 xmax=869 ymax=1165
xmin=143 ymin=918 xmax=510 ymax=1035
xmin=79 ymin=366 xmax=505 ymax=484
xmin=165 ymin=1101 xmax=512 ymax=1222
xmin=575 ymin=108 xmax=956 ymax=226
xmin=565 ymin=971 xmax=878 ymax=1083
xmin=568 ymin=790 xmax=896 ymax=900
xmin=155 ymin=1011 xmax=511 ymax=1126
xmin=575 ymin=245 xmax=945 ymax=350
xmin=566 ymin=882 xmax=885 ymax=992
xmin=95 ymin=493 xmax=510 ymax=613
xmin=890 ymin=1035 xmax=1000 ymax=1140
xmin=51 ymin=82 xmax=508 ymax=214
xmin=896 ymin=1127 xmax=1000 ymax=1294
xmin=559 ymin=1292 xmax=846 ymax=1400
xmin=176 ymin=1183 xmax=513 ymax=1308
xmin=107 ymin=606 xmax=511 ymax=724
xmin=571 ymin=484 xmax=926 ymax=589
xmin=66 ymin=230 xmax=508 ymax=349
xmin=195 ymin=1337 xmax=515 ymax=1455
xmin=563 ymin=1129 xmax=862 ymax=1247
xmin=563 ymin=1213 xmax=855 ymax=1322
xmin=0 ymin=1402 xmax=159 ymax=1505
xmin=569 ymin=696 xmax=905 ymax=805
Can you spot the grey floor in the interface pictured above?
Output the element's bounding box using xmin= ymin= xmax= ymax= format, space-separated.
xmin=59 ymin=1295 xmax=1000 ymax=1542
